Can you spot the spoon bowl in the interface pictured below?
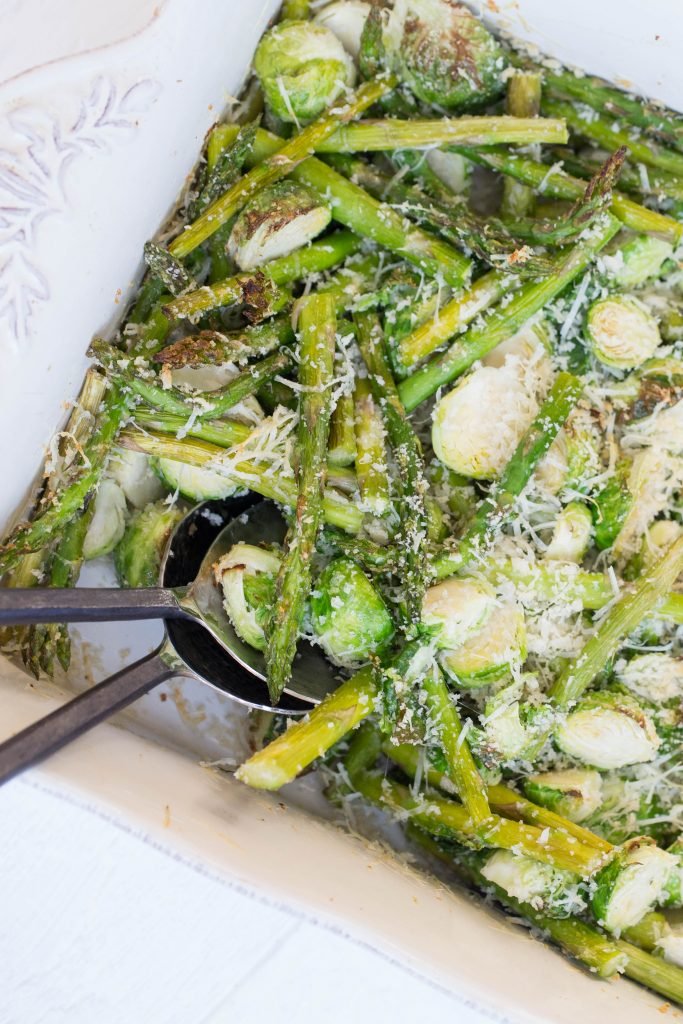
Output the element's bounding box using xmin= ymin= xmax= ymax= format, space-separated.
xmin=0 ymin=495 xmax=342 ymax=784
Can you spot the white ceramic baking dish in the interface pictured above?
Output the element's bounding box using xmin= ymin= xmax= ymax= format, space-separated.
xmin=1 ymin=2 xmax=681 ymax=1019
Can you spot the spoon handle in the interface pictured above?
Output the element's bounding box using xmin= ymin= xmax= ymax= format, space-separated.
xmin=0 ymin=587 xmax=185 ymax=625
xmin=0 ymin=649 xmax=176 ymax=786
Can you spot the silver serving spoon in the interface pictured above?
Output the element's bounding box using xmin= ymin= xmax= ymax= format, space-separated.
xmin=0 ymin=497 xmax=339 ymax=785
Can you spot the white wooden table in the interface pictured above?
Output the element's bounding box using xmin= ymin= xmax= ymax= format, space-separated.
xmin=1 ymin=775 xmax=487 ymax=1024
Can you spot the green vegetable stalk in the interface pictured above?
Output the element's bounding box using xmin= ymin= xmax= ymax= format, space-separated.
xmin=118 ymin=430 xmax=362 ymax=535
xmin=396 ymin=270 xmax=509 ymax=370
xmin=549 ymin=536 xmax=683 ymax=707
xmin=265 ymin=291 xmax=337 ymax=702
xmin=543 ymin=96 xmax=683 ymax=180
xmin=501 ymin=70 xmax=542 ymax=219
xmin=455 ymin=146 xmax=682 ymax=243
xmin=168 ymin=76 xmax=395 ymax=258
xmin=543 ymin=68 xmax=683 ymax=153
xmin=327 ymin=385 xmax=357 ymax=467
xmin=315 ymin=115 xmax=568 ymax=152
xmin=397 ymin=216 xmax=619 ymax=411
xmin=164 ymin=230 xmax=362 ymax=321
xmin=351 ymin=772 xmax=604 ymax=875
xmin=353 ymin=375 xmax=391 ymax=517
xmin=0 ymin=385 xmax=128 ymax=578
xmin=235 ymin=665 xmax=376 ymax=789
xmin=213 ymin=124 xmax=473 ymax=287
xmin=438 ymin=373 xmax=584 ymax=575
xmin=420 ymin=664 xmax=491 ymax=825
xmin=355 ymin=311 xmax=429 ymax=624
xmin=122 ymin=350 xmax=293 ymax=422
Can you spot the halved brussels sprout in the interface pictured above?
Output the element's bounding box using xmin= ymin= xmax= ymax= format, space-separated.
xmin=154 ymin=458 xmax=244 ymax=502
xmin=314 ymin=1 xmax=370 ymax=61
xmin=555 ymin=692 xmax=660 ymax=770
xmin=82 ymin=479 xmax=127 ymax=560
xmin=253 ymin=21 xmax=354 ymax=124
xmin=590 ymin=837 xmax=676 ymax=934
xmin=214 ymin=543 xmax=281 ymax=651
xmin=602 ymin=234 xmax=673 ymax=290
xmin=476 ymin=678 xmax=551 ymax=765
xmin=114 ymin=501 xmax=184 ymax=588
xmin=544 ymin=502 xmax=592 ymax=563
xmin=383 ymin=0 xmax=507 ymax=110
xmin=421 ymin=577 xmax=496 ymax=650
xmin=481 ymin=849 xmax=583 ymax=917
xmin=586 ymin=295 xmax=661 ymax=371
xmin=523 ymin=768 xmax=603 ymax=824
xmin=108 ymin=448 xmax=165 ymax=509
xmin=310 ymin=556 xmax=394 ymax=667
xmin=440 ymin=602 xmax=526 ymax=686
xmin=228 ymin=181 xmax=331 ymax=271
xmin=616 ymin=653 xmax=683 ymax=704
xmin=432 ymin=365 xmax=539 ymax=479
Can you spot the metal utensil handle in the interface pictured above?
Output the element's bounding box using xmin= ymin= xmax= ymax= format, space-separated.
xmin=0 ymin=649 xmax=176 ymax=786
xmin=0 ymin=587 xmax=184 ymax=625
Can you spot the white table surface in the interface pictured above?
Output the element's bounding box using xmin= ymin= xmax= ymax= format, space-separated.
xmin=1 ymin=773 xmax=486 ymax=1024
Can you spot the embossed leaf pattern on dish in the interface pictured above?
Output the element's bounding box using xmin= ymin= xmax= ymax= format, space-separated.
xmin=0 ymin=76 xmax=160 ymax=344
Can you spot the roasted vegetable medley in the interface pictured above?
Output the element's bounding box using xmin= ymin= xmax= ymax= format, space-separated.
xmin=4 ymin=0 xmax=683 ymax=1003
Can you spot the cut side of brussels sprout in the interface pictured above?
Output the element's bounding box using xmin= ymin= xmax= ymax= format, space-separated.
xmin=421 ymin=577 xmax=496 ymax=650
xmin=481 ymin=849 xmax=582 ymax=916
xmin=523 ymin=768 xmax=603 ymax=824
xmin=555 ymin=692 xmax=660 ymax=770
xmin=431 ymin=365 xmax=540 ymax=479
xmin=383 ymin=0 xmax=507 ymax=110
xmin=616 ymin=653 xmax=683 ymax=704
xmin=253 ymin=20 xmax=355 ymax=124
xmin=309 ymin=556 xmax=394 ymax=667
xmin=440 ymin=602 xmax=526 ymax=686
xmin=114 ymin=501 xmax=184 ymax=588
xmin=586 ymin=295 xmax=661 ymax=371
xmin=544 ymin=502 xmax=592 ymax=563
xmin=154 ymin=458 xmax=243 ymax=502
xmin=214 ymin=542 xmax=281 ymax=651
xmin=590 ymin=837 xmax=676 ymax=934
xmin=314 ymin=1 xmax=370 ymax=61
xmin=228 ymin=181 xmax=332 ymax=271
xmin=603 ymin=234 xmax=673 ymax=290
xmin=82 ymin=479 xmax=127 ymax=560
xmin=108 ymin=448 xmax=165 ymax=509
